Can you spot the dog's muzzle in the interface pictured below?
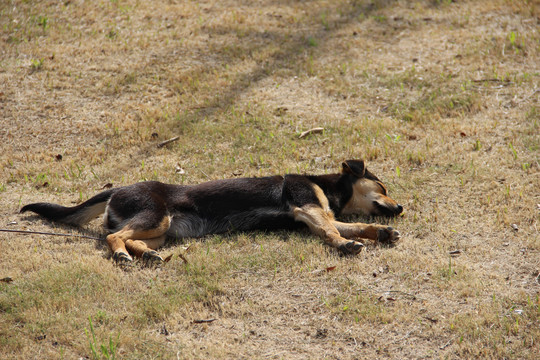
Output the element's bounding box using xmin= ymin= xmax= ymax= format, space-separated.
xmin=374 ymin=202 xmax=403 ymax=217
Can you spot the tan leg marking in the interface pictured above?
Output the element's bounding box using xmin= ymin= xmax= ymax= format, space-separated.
xmin=311 ymin=184 xmax=331 ymax=213
xmin=332 ymin=221 xmax=400 ymax=244
xmin=106 ymin=216 xmax=171 ymax=261
xmin=293 ymin=205 xmax=364 ymax=254
xmin=106 ymin=229 xmax=133 ymax=261
xmin=125 ymin=236 xmax=166 ymax=258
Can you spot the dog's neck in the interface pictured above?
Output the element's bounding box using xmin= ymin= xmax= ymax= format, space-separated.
xmin=305 ymin=173 xmax=354 ymax=216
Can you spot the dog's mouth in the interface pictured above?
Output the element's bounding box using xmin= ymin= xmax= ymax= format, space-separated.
xmin=373 ymin=201 xmax=403 ymax=217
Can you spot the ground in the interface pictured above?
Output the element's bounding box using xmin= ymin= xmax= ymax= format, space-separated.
xmin=0 ymin=0 xmax=539 ymax=359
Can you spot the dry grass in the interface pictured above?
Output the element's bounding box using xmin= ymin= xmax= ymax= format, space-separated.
xmin=1 ymin=0 xmax=539 ymax=358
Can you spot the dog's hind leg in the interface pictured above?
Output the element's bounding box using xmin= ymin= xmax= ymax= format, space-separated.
xmin=332 ymin=221 xmax=400 ymax=245
xmin=125 ymin=236 xmax=166 ymax=263
xmin=106 ymin=214 xmax=171 ymax=263
xmin=293 ymin=205 xmax=364 ymax=254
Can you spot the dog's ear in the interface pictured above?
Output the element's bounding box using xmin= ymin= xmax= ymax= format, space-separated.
xmin=342 ymin=160 xmax=366 ymax=178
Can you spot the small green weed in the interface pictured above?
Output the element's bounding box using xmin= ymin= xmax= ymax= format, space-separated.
xmin=320 ymin=12 xmax=329 ymax=30
xmin=85 ymin=316 xmax=119 ymax=360
xmin=106 ymin=28 xmax=118 ymax=39
xmin=508 ymin=142 xmax=518 ymax=160
xmin=30 ymin=58 xmax=44 ymax=71
xmin=37 ymin=15 xmax=49 ymax=30
xmin=307 ymin=37 xmax=318 ymax=47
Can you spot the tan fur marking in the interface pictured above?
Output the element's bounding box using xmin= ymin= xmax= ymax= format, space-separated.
xmin=333 ymin=221 xmax=379 ymax=240
xmin=293 ymin=205 xmax=349 ymax=248
xmin=73 ymin=202 xmax=108 ymax=225
xmin=125 ymin=236 xmax=166 ymax=258
xmin=105 ymin=216 xmax=171 ymax=258
xmin=341 ymin=178 xmax=399 ymax=216
xmin=128 ymin=215 xmax=171 ymax=240
xmin=311 ymin=184 xmax=333 ymax=217
xmin=106 ymin=231 xmax=131 ymax=259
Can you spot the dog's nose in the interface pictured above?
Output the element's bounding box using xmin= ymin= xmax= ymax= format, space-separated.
xmin=396 ymin=204 xmax=403 ymax=214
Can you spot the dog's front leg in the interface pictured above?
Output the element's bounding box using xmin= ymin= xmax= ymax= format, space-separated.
xmin=332 ymin=221 xmax=400 ymax=245
xmin=293 ymin=205 xmax=364 ymax=254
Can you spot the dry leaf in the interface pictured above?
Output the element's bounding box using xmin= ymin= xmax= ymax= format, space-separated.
xmin=177 ymin=252 xmax=188 ymax=264
xmin=175 ymin=164 xmax=185 ymax=174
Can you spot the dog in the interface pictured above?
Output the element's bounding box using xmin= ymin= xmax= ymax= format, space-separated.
xmin=21 ymin=160 xmax=403 ymax=263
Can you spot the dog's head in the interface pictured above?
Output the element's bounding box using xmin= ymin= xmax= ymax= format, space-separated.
xmin=341 ymin=160 xmax=403 ymax=217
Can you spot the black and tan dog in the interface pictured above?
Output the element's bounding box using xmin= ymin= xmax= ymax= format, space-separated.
xmin=21 ymin=160 xmax=402 ymax=263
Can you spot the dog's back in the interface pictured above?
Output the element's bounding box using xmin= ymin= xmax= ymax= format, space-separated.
xmin=167 ymin=176 xmax=299 ymax=236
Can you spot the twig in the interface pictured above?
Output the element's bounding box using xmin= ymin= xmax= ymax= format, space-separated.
xmin=0 ymin=229 xmax=102 ymax=241
xmin=299 ymin=127 xmax=324 ymax=139
xmin=157 ymin=136 xmax=180 ymax=148
xmin=192 ymin=318 xmax=217 ymax=324
xmin=440 ymin=338 xmax=454 ymax=349
xmin=198 ymin=168 xmax=210 ymax=179
xmin=471 ymin=78 xmax=511 ymax=83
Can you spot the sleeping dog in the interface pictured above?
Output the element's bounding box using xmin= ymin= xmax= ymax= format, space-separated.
xmin=21 ymin=160 xmax=403 ymax=263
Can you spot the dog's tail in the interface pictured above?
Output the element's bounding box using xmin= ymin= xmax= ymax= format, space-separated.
xmin=20 ymin=189 xmax=116 ymax=226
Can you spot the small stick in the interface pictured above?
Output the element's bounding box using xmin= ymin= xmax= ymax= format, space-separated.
xmin=157 ymin=136 xmax=180 ymax=148
xmin=440 ymin=338 xmax=453 ymax=350
xmin=192 ymin=318 xmax=217 ymax=324
xmin=0 ymin=229 xmax=102 ymax=241
xmin=471 ymin=78 xmax=511 ymax=83
xmin=299 ymin=127 xmax=324 ymax=139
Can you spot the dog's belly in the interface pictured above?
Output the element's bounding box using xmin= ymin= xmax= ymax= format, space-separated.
xmin=166 ymin=208 xmax=299 ymax=239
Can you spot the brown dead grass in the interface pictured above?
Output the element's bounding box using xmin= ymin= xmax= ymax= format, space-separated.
xmin=1 ymin=0 xmax=539 ymax=359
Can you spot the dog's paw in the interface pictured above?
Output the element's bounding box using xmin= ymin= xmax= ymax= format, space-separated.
xmin=142 ymin=250 xmax=164 ymax=265
xmin=113 ymin=251 xmax=133 ymax=264
xmin=377 ymin=227 xmax=400 ymax=245
xmin=338 ymin=240 xmax=364 ymax=255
